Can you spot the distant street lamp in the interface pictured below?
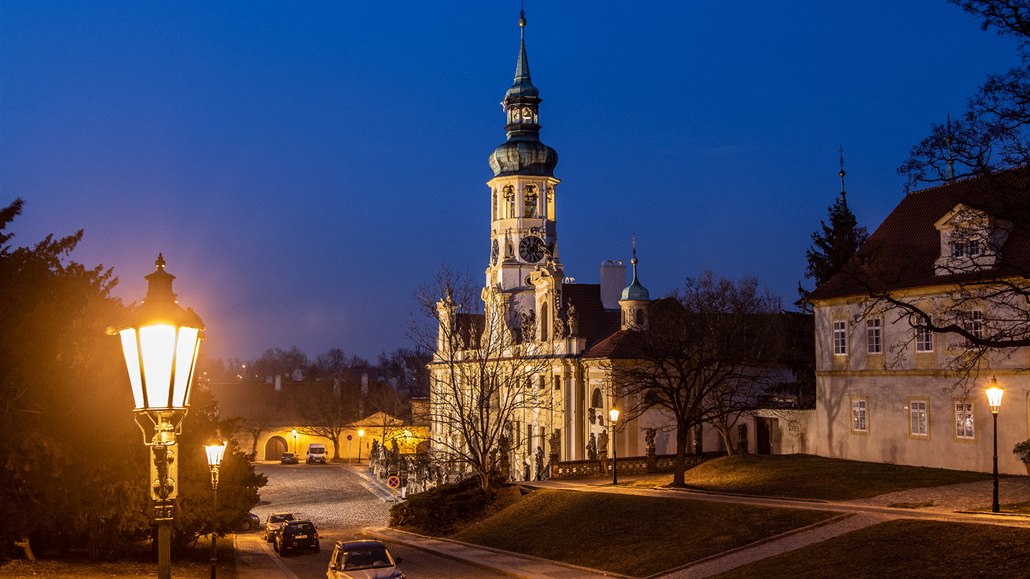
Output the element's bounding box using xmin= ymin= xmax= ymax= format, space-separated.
xmin=986 ymin=377 xmax=1004 ymax=513
xmin=609 ymin=407 xmax=620 ymax=485
xmin=292 ymin=429 xmax=298 ymax=454
xmin=204 ymin=441 xmax=227 ymax=579
xmin=357 ymin=429 xmax=365 ymax=464
xmin=111 ymin=254 xmax=204 ymax=579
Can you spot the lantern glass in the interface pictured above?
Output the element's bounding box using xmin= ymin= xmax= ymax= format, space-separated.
xmin=986 ymin=382 xmax=1004 ymax=414
xmin=119 ymin=329 xmax=145 ymax=408
xmin=205 ymin=442 xmax=227 ymax=467
xmin=609 ymin=407 xmax=620 ymax=422
xmin=172 ymin=326 xmax=201 ymax=408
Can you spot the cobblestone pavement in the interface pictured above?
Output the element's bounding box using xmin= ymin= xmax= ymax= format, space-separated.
xmin=252 ymin=462 xmax=389 ymax=531
xmin=848 ymin=476 xmax=1030 ymax=512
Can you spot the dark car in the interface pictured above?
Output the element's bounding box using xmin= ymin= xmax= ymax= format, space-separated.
xmin=274 ymin=520 xmax=320 ymax=555
xmin=236 ymin=512 xmax=260 ymax=531
xmin=280 ymin=452 xmax=299 ymax=465
xmin=264 ymin=512 xmax=295 ymax=542
xmin=326 ymin=539 xmax=404 ymax=578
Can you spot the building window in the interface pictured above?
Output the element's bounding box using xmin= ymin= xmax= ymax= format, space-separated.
xmin=962 ymin=310 xmax=984 ymax=345
xmin=851 ymin=398 xmax=868 ymax=433
xmin=915 ymin=326 xmax=934 ymax=352
xmin=955 ymin=401 xmax=974 ymax=440
xmin=910 ymin=399 xmax=929 ymax=437
xmin=866 ymin=319 xmax=882 ymax=354
xmin=504 ymin=185 xmax=515 ymax=218
xmin=524 ymin=184 xmax=538 ymax=218
xmin=952 ymin=238 xmax=981 ymax=258
xmin=833 ymin=321 xmax=848 ymax=355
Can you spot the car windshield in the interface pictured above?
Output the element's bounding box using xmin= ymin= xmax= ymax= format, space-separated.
xmin=343 ymin=547 xmax=393 ymax=570
xmin=286 ymin=523 xmax=315 ymax=535
xmin=310 ymin=448 xmax=325 ymax=453
xmin=270 ymin=514 xmax=294 ymax=524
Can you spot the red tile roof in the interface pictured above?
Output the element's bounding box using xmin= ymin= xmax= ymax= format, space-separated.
xmin=808 ymin=169 xmax=1030 ymax=301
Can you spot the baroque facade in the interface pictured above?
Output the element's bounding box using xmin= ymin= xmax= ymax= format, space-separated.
xmin=807 ymin=169 xmax=1030 ymax=475
xmin=428 ymin=15 xmax=806 ymax=481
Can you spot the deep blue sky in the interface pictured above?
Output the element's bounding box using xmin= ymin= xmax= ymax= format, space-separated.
xmin=1 ymin=1 xmax=1021 ymax=362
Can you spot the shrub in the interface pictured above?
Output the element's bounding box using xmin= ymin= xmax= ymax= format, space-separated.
xmin=389 ymin=478 xmax=497 ymax=535
xmin=1013 ymin=440 xmax=1030 ymax=464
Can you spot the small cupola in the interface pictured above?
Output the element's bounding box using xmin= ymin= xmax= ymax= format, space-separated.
xmin=619 ymin=239 xmax=650 ymax=330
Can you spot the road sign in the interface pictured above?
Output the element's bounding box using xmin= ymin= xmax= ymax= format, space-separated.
xmin=387 ymin=475 xmax=401 ymax=489
xmin=347 ymin=434 xmax=352 ymax=441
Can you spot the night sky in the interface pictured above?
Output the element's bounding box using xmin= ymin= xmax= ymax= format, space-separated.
xmin=1 ymin=1 xmax=1021 ymax=362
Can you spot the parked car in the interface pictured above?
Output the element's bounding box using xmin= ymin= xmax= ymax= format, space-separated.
xmin=306 ymin=443 xmax=328 ymax=464
xmin=273 ymin=520 xmax=320 ymax=555
xmin=235 ymin=512 xmax=261 ymax=531
xmin=264 ymin=512 xmax=296 ymax=542
xmin=281 ymin=452 xmax=299 ymax=464
xmin=326 ymin=539 xmax=404 ymax=578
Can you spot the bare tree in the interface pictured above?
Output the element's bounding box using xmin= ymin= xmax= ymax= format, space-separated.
xmin=296 ymin=382 xmax=356 ymax=461
xmin=611 ymin=272 xmax=783 ymax=487
xmin=412 ymin=266 xmax=551 ymax=490
xmin=828 ymin=1 xmax=1030 ymax=376
xmin=901 ymin=0 xmax=1030 ymax=187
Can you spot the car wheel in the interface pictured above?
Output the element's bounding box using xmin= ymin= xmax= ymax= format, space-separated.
xmin=240 ymin=521 xmax=252 ymax=531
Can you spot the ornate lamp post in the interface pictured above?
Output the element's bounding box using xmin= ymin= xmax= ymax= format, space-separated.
xmin=609 ymin=407 xmax=620 ymax=485
xmin=204 ymin=441 xmax=226 ymax=579
xmin=111 ymin=254 xmax=204 ymax=579
xmin=292 ymin=428 xmax=299 ymax=454
xmin=986 ymin=377 xmax=1004 ymax=513
xmin=357 ymin=429 xmax=365 ymax=464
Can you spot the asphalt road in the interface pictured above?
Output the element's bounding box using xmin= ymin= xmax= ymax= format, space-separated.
xmin=250 ymin=462 xmax=503 ymax=578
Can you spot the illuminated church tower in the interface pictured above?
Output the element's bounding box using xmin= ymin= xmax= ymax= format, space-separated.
xmin=484 ymin=11 xmax=563 ymax=341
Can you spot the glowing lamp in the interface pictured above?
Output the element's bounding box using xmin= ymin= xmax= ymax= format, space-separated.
xmin=986 ymin=377 xmax=1004 ymax=415
xmin=205 ymin=441 xmax=227 ymax=469
xmin=114 ymin=254 xmax=204 ymax=412
xmin=609 ymin=407 xmax=620 ymax=423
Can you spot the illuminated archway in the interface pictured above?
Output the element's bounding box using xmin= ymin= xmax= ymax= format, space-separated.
xmin=264 ymin=436 xmax=288 ymax=460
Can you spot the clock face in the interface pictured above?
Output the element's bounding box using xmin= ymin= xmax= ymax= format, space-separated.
xmin=519 ymin=235 xmax=547 ymax=263
xmin=491 ymin=239 xmax=499 ymax=265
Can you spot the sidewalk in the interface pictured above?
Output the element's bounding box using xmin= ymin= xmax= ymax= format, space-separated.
xmin=236 ymin=469 xmax=1030 ymax=579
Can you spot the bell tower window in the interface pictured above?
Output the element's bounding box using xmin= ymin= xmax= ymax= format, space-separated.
xmin=524 ymin=185 xmax=538 ymax=218
xmin=504 ymin=185 xmax=516 ymax=218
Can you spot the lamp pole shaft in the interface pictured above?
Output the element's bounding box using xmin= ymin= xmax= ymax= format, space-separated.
xmin=993 ymin=412 xmax=1000 ymax=513
xmin=357 ymin=442 xmax=362 ymax=464
xmin=611 ymin=424 xmax=618 ymax=486
xmin=158 ymin=520 xmax=171 ymax=579
xmin=210 ymin=479 xmax=218 ymax=579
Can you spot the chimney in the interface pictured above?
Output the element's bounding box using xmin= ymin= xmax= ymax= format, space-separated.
xmin=599 ymin=260 xmax=626 ymax=310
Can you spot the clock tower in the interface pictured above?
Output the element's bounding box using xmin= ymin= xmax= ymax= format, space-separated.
xmin=485 ymin=11 xmax=562 ymax=330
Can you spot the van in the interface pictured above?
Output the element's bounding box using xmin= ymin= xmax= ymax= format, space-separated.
xmin=306 ymin=443 xmax=328 ymax=464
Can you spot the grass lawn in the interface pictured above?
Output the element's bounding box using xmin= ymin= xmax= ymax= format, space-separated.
xmin=450 ymin=488 xmax=837 ymax=577
xmin=716 ymin=520 xmax=1030 ymax=578
xmin=627 ymin=454 xmax=993 ymax=500
xmin=0 ymin=534 xmax=236 ymax=579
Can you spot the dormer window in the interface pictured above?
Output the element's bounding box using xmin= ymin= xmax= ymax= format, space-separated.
xmin=951 ymin=238 xmax=981 ymax=258
xmin=933 ymin=204 xmax=1010 ymax=276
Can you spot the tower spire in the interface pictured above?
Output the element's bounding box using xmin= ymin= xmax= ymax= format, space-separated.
xmin=838 ymin=146 xmax=847 ymax=201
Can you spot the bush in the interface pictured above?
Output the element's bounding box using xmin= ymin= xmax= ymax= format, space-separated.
xmin=389 ymin=478 xmax=498 ymax=535
xmin=1013 ymin=440 xmax=1030 ymax=464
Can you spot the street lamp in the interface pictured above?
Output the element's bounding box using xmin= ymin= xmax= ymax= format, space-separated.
xmin=291 ymin=428 xmax=298 ymax=454
xmin=111 ymin=254 xmax=204 ymax=579
xmin=357 ymin=429 xmax=365 ymax=464
xmin=609 ymin=407 xmax=620 ymax=485
xmin=204 ymin=441 xmax=226 ymax=579
xmin=986 ymin=377 xmax=1004 ymax=513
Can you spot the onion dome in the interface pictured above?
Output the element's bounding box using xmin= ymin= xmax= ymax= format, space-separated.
xmin=488 ymin=11 xmax=558 ymax=178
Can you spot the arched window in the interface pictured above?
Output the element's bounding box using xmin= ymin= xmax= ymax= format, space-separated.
xmin=504 ymin=185 xmax=515 ymax=218
xmin=540 ymin=302 xmax=549 ymax=341
xmin=524 ymin=184 xmax=538 ymax=218
xmin=635 ymin=309 xmax=645 ymax=326
xmin=492 ymin=190 xmax=497 ymax=221
xmin=591 ymin=388 xmax=603 ymax=408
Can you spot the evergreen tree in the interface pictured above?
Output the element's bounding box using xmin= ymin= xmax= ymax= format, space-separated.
xmin=805 ymin=189 xmax=868 ymax=288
